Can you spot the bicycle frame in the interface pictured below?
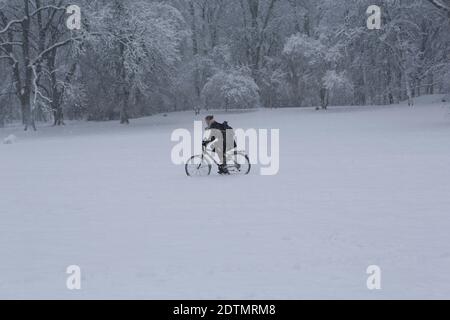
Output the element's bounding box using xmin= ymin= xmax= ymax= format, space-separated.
xmin=200 ymin=145 xmax=244 ymax=168
xmin=200 ymin=145 xmax=221 ymax=167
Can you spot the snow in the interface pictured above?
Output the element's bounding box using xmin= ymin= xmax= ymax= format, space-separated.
xmin=1 ymin=96 xmax=450 ymax=299
xmin=3 ymin=134 xmax=17 ymax=145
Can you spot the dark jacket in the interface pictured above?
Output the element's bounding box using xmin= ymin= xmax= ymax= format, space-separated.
xmin=206 ymin=121 xmax=236 ymax=149
xmin=208 ymin=121 xmax=227 ymax=142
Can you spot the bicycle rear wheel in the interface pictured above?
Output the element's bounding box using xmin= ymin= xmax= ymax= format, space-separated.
xmin=185 ymin=155 xmax=212 ymax=177
xmin=227 ymin=152 xmax=251 ymax=175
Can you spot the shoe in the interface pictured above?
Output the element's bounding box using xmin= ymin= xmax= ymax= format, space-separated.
xmin=218 ymin=165 xmax=230 ymax=175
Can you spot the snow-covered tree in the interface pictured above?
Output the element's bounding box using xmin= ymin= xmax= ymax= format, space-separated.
xmin=322 ymin=71 xmax=353 ymax=108
xmin=0 ymin=0 xmax=85 ymax=130
xmin=201 ymin=70 xmax=261 ymax=110
xmin=1 ymin=0 xmax=449 ymax=124
xmin=282 ymin=33 xmax=325 ymax=107
xmin=84 ymin=0 xmax=187 ymax=123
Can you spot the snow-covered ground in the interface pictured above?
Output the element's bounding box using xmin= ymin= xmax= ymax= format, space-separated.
xmin=1 ymin=96 xmax=450 ymax=299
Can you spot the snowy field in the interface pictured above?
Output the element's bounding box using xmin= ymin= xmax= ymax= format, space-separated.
xmin=1 ymin=96 xmax=450 ymax=299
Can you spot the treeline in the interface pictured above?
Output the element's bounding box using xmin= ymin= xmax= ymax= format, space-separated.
xmin=0 ymin=0 xmax=449 ymax=129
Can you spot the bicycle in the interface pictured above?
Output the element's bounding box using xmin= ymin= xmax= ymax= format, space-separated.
xmin=185 ymin=145 xmax=251 ymax=177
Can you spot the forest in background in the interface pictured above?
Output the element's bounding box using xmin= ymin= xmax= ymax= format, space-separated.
xmin=1 ymin=0 xmax=450 ymax=129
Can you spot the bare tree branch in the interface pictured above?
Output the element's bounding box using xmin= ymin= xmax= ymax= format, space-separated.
xmin=428 ymin=0 xmax=450 ymax=12
xmin=30 ymin=36 xmax=83 ymax=66
xmin=0 ymin=17 xmax=27 ymax=35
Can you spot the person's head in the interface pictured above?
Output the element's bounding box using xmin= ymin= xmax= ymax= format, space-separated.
xmin=205 ymin=115 xmax=215 ymax=127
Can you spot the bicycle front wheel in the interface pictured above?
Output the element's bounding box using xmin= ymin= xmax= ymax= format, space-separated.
xmin=185 ymin=155 xmax=212 ymax=177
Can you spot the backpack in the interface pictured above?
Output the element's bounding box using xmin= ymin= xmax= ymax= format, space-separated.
xmin=222 ymin=121 xmax=233 ymax=130
xmin=222 ymin=121 xmax=237 ymax=148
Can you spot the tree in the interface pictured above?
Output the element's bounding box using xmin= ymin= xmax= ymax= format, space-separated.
xmin=322 ymin=71 xmax=353 ymax=108
xmin=282 ymin=33 xmax=325 ymax=107
xmin=201 ymin=69 xmax=260 ymax=111
xmin=0 ymin=0 xmax=83 ymax=130
xmin=1 ymin=0 xmax=449 ymax=125
xmin=83 ymin=0 xmax=186 ymax=123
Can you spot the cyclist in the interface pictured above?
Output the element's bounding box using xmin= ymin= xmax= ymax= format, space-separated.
xmin=203 ymin=115 xmax=235 ymax=175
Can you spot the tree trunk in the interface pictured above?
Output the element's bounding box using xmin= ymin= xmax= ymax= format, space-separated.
xmin=21 ymin=90 xmax=36 ymax=131
xmin=52 ymin=90 xmax=65 ymax=126
xmin=406 ymin=78 xmax=414 ymax=107
xmin=120 ymin=87 xmax=130 ymax=124
xmin=319 ymin=87 xmax=329 ymax=110
xmin=21 ymin=0 xmax=36 ymax=131
xmin=189 ymin=1 xmax=202 ymax=105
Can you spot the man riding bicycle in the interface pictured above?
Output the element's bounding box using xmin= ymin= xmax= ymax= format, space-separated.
xmin=203 ymin=115 xmax=236 ymax=175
